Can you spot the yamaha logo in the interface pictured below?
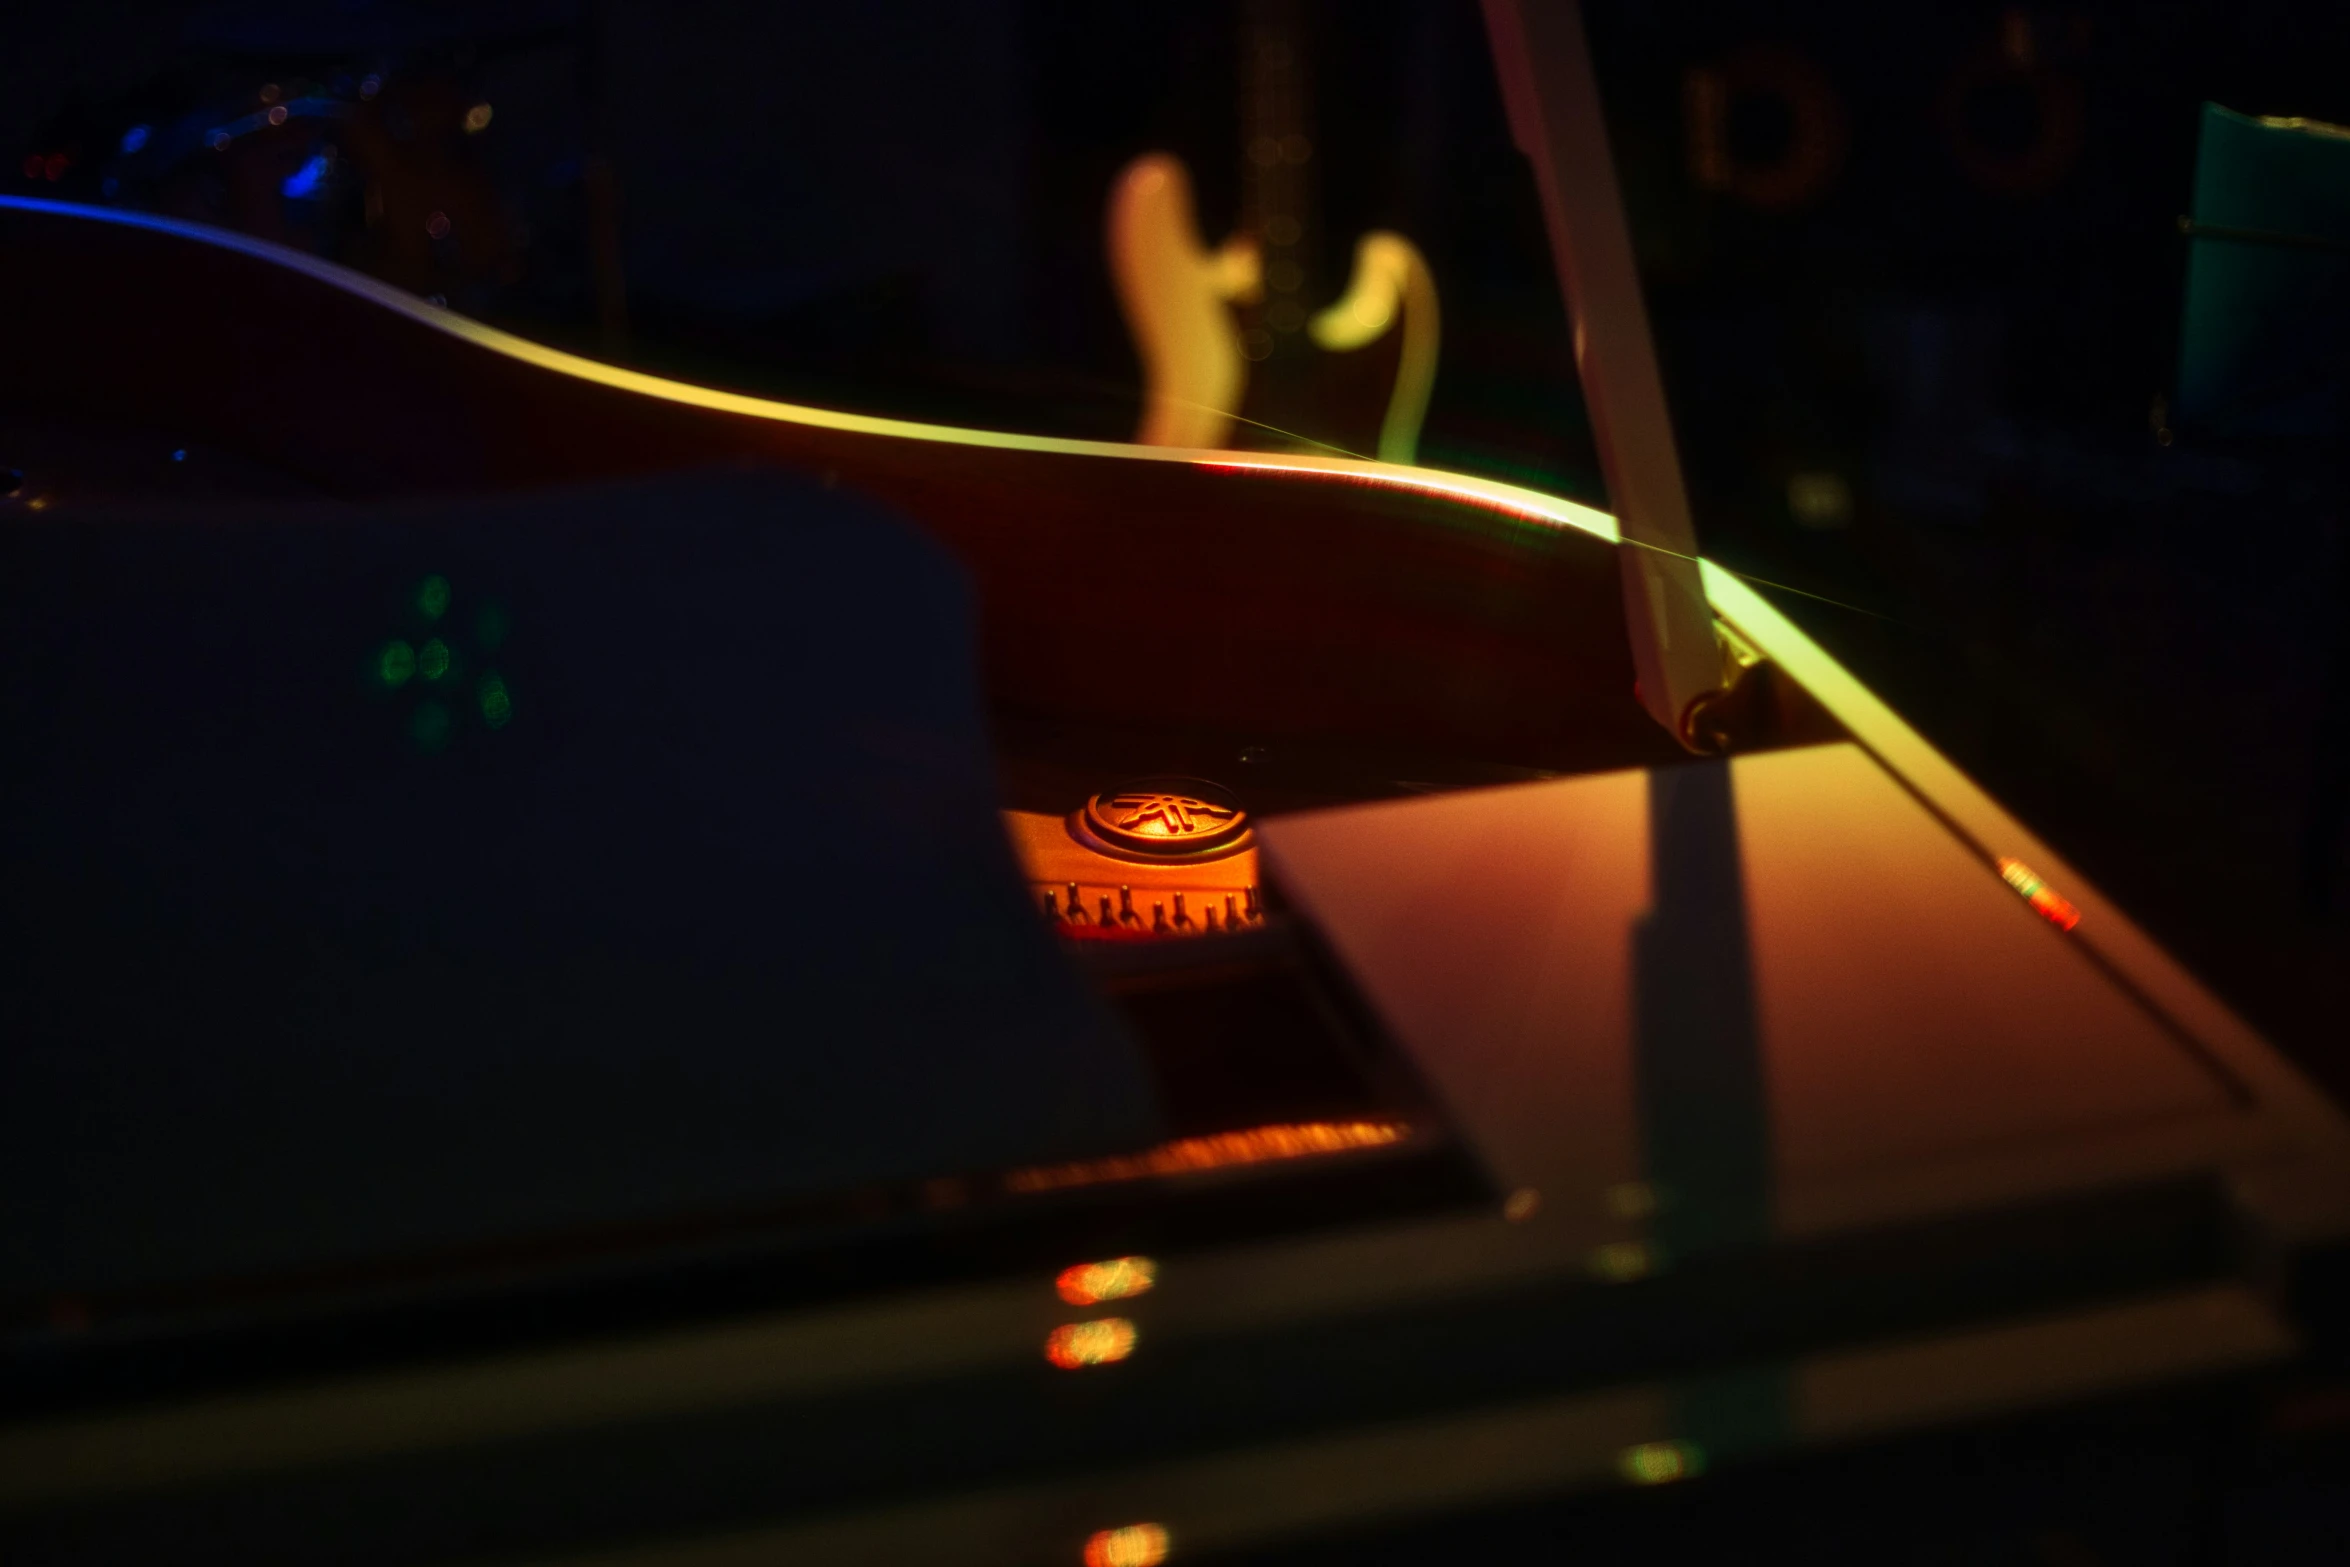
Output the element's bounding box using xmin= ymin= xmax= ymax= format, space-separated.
xmin=1074 ymin=776 xmax=1252 ymax=862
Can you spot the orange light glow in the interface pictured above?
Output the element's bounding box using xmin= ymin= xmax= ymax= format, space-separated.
xmin=1058 ymin=1256 xmax=1158 ymax=1307
xmin=1045 ymin=1317 xmax=1138 ymax=1370
xmin=1995 ymin=857 xmax=2081 ymax=931
xmin=1617 ymin=1440 xmax=1704 ymax=1485
xmin=1005 ymin=1121 xmax=1409 ymax=1194
xmin=1083 ymin=1522 xmax=1172 ymax=1567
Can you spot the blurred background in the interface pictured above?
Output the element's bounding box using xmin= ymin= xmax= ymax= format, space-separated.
xmin=8 ymin=0 xmax=2348 ymax=1111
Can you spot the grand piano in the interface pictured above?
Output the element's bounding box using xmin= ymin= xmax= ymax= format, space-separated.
xmin=4 ymin=5 xmax=2348 ymax=1563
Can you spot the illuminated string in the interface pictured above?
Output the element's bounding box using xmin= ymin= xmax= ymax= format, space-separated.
xmin=1042 ymin=370 xmax=1371 ymax=460
xmin=1617 ymin=536 xmax=1902 ymax=625
xmin=1194 ymin=455 xmax=1899 ymax=625
xmin=1206 ymin=407 xmax=1366 ymax=460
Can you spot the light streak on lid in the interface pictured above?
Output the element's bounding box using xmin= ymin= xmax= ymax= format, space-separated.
xmin=1057 ymin=1256 xmax=1157 ymax=1307
xmin=1996 ymin=856 xmax=2082 ymax=931
xmin=1005 ymin=1120 xmax=1409 ymax=1194
xmin=0 ymin=188 xmax=1621 ymax=539
xmin=1192 ymin=458 xmax=1618 ymax=543
xmin=1083 ymin=1523 xmax=1171 ymax=1567
xmin=1045 ymin=1317 xmax=1138 ymax=1370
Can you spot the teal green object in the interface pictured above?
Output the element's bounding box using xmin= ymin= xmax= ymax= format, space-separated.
xmin=2176 ymin=105 xmax=2350 ymax=436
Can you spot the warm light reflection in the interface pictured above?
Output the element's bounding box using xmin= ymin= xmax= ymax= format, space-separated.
xmin=1194 ymin=459 xmax=1619 ymax=542
xmin=1005 ymin=1121 xmax=1409 ymax=1194
xmin=1618 ymin=1440 xmax=1704 ymax=1485
xmin=1702 ymin=561 xmax=2104 ymax=964
xmin=1083 ymin=1523 xmax=1171 ymax=1567
xmin=1058 ymin=1256 xmax=1158 ymax=1307
xmin=1045 ymin=1317 xmax=1138 ymax=1370
xmin=1996 ymin=857 xmax=2082 ymax=932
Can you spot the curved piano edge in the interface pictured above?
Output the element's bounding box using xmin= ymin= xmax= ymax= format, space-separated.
xmin=0 ymin=196 xmax=1620 ymax=549
xmin=9 ymin=197 xmax=2343 ymax=1240
xmin=1707 ymin=560 xmax=2350 ymax=1241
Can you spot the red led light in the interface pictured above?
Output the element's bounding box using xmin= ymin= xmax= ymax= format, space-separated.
xmin=1996 ymin=857 xmax=2080 ymax=932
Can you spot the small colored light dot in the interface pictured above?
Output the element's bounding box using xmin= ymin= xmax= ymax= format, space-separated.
xmin=1083 ymin=1523 xmax=1171 ymax=1567
xmin=410 ymin=700 xmax=452 ymax=752
xmin=120 ymin=125 xmax=150 ymax=154
xmin=1057 ymin=1256 xmax=1156 ymax=1307
xmin=1995 ymin=856 xmax=2081 ymax=932
xmin=1045 ymin=1317 xmax=1137 ymax=1370
xmin=419 ymin=638 xmax=450 ymax=680
xmin=425 ymin=210 xmax=451 ymax=240
xmin=1618 ymin=1440 xmax=1703 ymax=1486
xmin=1590 ymin=1240 xmax=1653 ymax=1283
xmin=463 ymin=103 xmax=493 ymax=133
xmin=170 ymin=449 xmax=187 ymax=462
xmin=416 ymin=575 xmax=450 ymax=620
xmin=478 ymin=674 xmax=512 ymax=729
xmin=377 ymin=640 xmax=415 ymax=687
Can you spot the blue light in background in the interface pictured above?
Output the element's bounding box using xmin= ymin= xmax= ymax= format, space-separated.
xmin=281 ymin=153 xmax=330 ymax=200
xmin=120 ymin=125 xmax=149 ymax=155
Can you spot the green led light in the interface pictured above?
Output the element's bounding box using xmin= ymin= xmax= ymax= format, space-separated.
xmin=478 ymin=673 xmax=512 ymax=729
xmin=419 ymin=638 xmax=451 ymax=680
xmin=417 ymin=575 xmax=451 ymax=620
xmin=377 ymin=640 xmax=416 ymax=688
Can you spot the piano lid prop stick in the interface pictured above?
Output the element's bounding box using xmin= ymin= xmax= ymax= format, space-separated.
xmin=1482 ymin=0 xmax=1729 ymax=749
